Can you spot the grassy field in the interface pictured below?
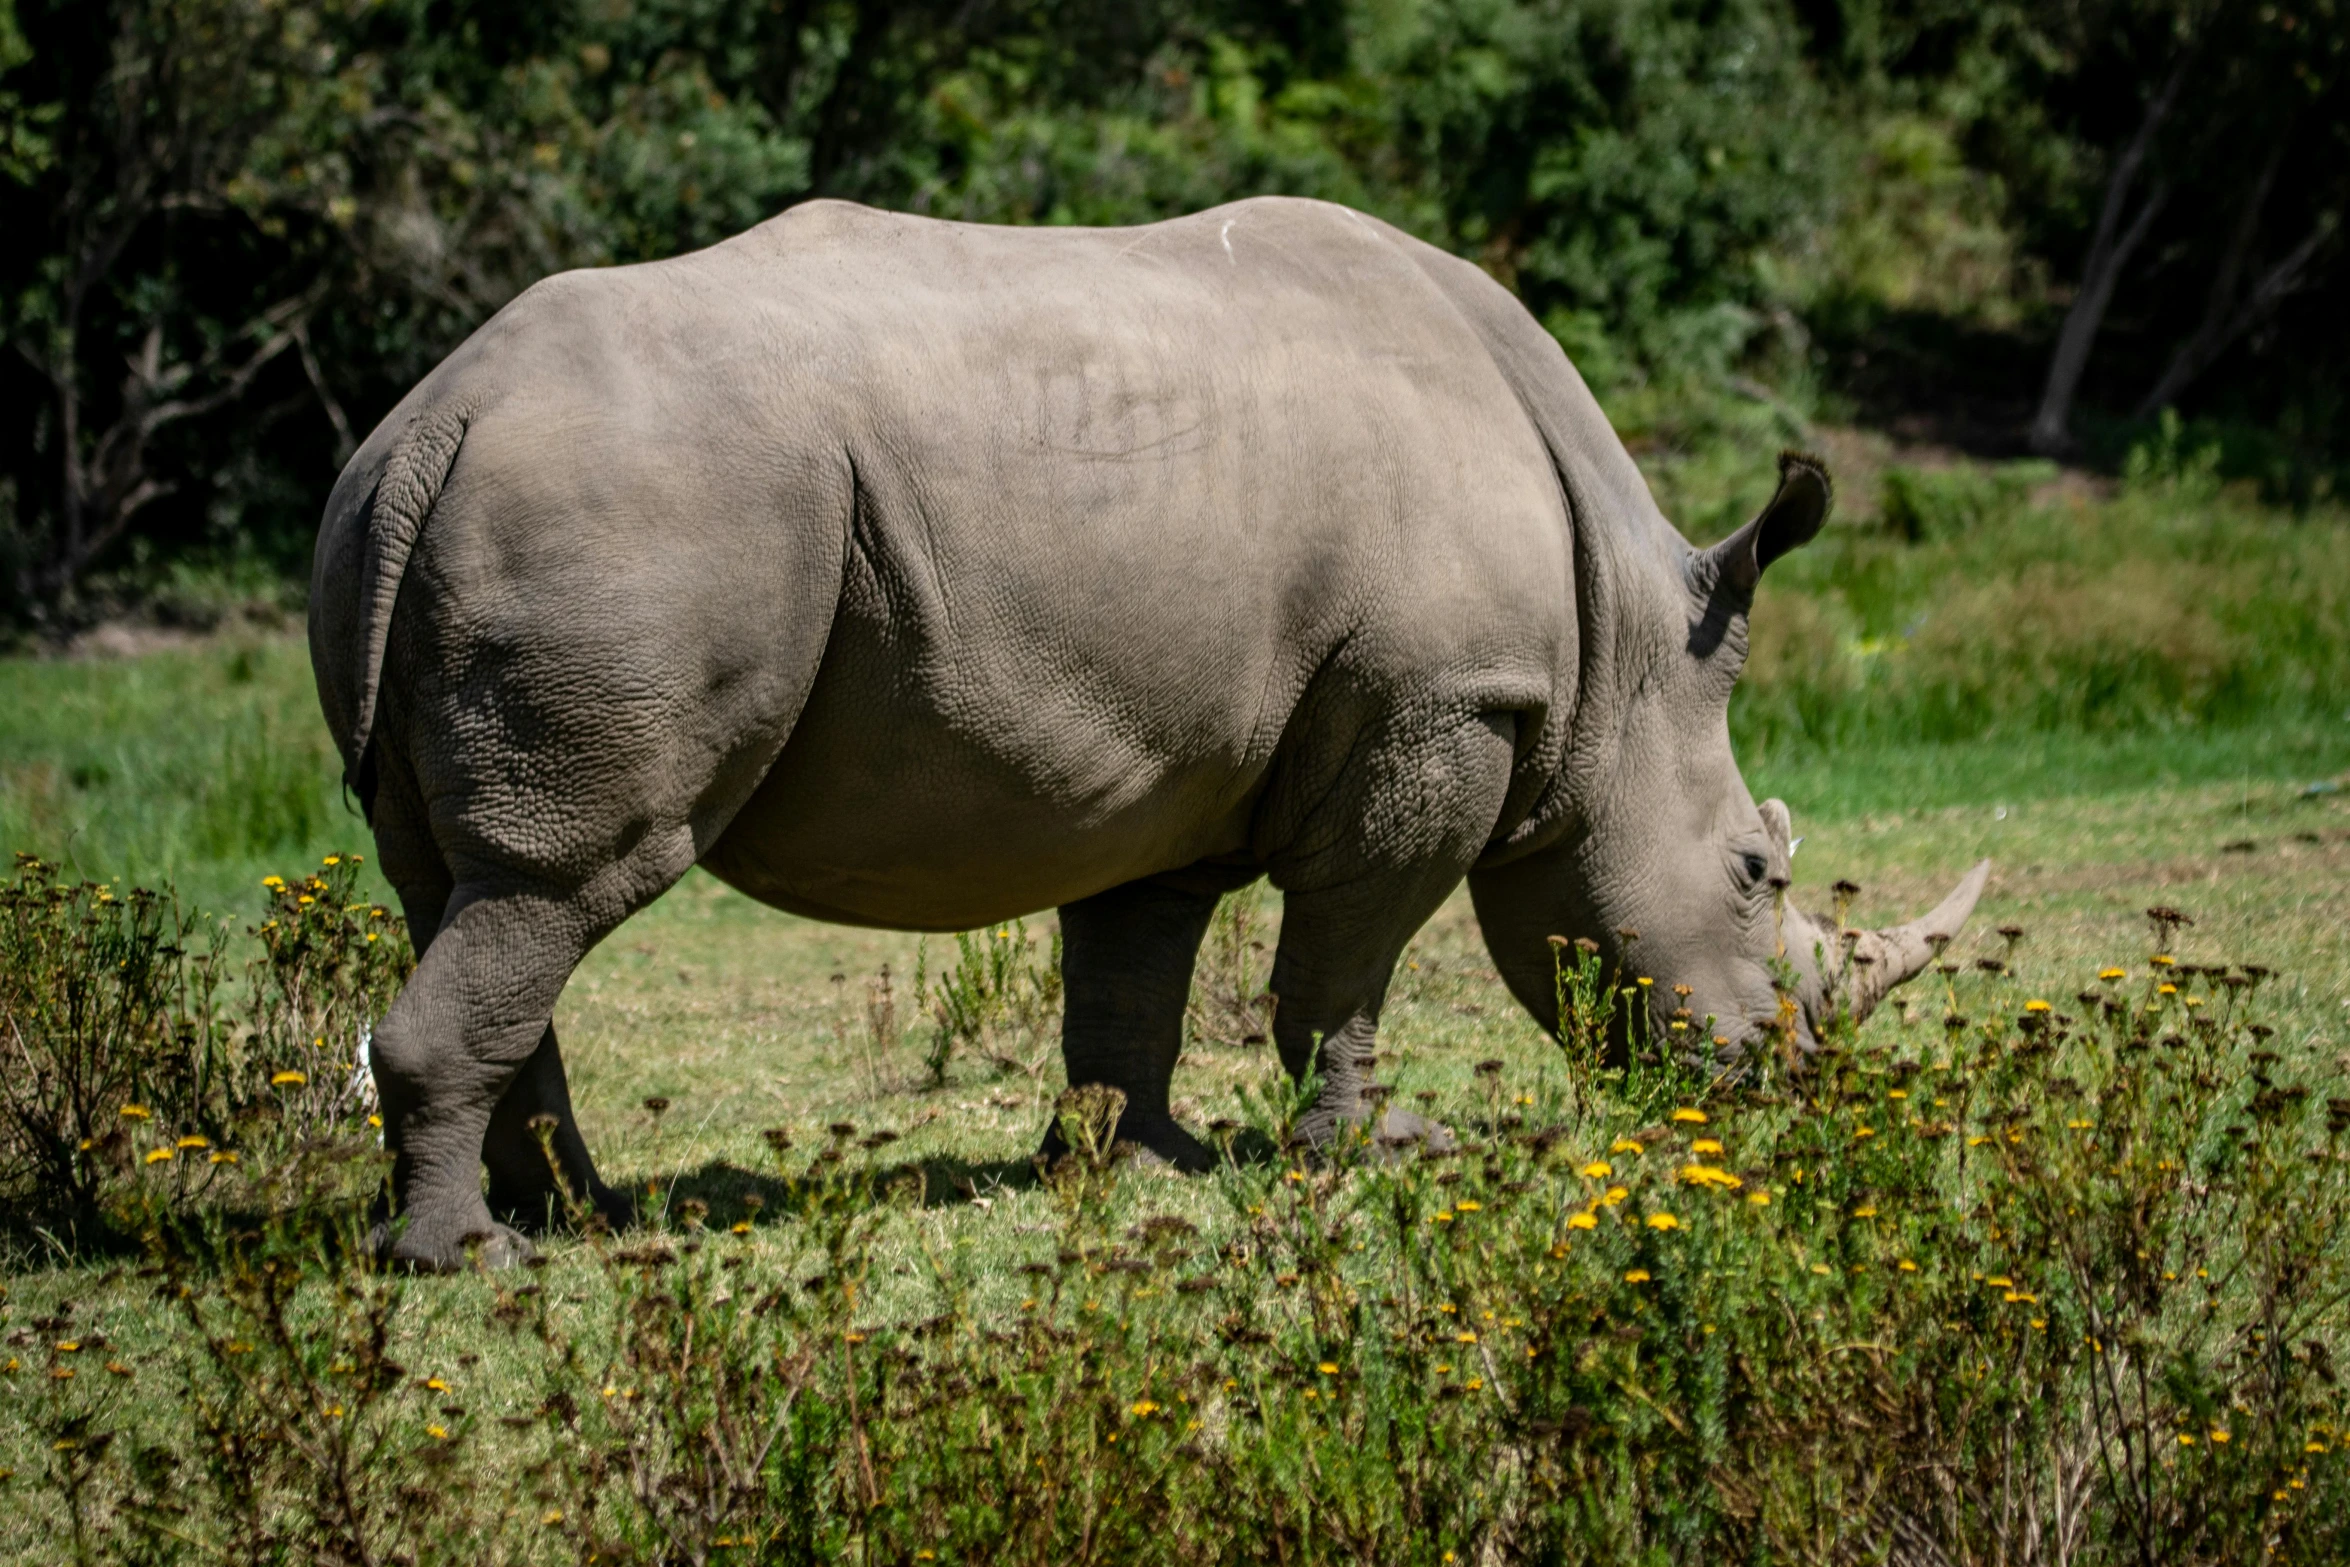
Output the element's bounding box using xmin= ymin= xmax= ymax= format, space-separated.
xmin=3 ymin=441 xmax=2350 ymax=1561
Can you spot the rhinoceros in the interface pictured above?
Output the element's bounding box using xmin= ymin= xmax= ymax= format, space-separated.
xmin=310 ymin=195 xmax=1986 ymax=1270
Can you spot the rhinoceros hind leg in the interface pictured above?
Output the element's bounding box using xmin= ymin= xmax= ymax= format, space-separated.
xmin=1044 ymin=875 xmax=1225 ymax=1173
xmin=365 ymin=750 xmax=651 ymax=1268
xmin=482 ymin=1024 xmax=633 ymax=1234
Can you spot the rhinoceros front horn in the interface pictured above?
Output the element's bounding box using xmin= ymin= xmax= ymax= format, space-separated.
xmin=1839 ymin=859 xmax=1993 ymax=1026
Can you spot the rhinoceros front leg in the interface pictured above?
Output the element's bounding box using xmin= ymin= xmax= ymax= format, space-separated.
xmin=1268 ymin=709 xmax=1518 ymax=1154
xmin=1268 ymin=887 xmax=1462 ymax=1154
xmin=1047 ymin=876 xmax=1225 ymax=1172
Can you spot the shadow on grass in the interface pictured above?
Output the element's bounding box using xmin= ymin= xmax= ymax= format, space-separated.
xmin=618 ymin=1128 xmax=1291 ymax=1229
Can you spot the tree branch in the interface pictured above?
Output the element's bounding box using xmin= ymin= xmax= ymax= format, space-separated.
xmin=2029 ymin=44 xmax=2196 ymax=455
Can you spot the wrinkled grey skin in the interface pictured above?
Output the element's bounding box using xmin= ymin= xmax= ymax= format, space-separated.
xmin=310 ymin=196 xmax=1984 ymax=1271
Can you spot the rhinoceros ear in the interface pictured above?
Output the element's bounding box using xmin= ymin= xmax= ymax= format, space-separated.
xmin=1687 ymin=452 xmax=1833 ymax=657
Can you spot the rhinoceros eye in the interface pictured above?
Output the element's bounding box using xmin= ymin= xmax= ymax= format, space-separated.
xmin=1741 ymin=852 xmax=1768 ymax=884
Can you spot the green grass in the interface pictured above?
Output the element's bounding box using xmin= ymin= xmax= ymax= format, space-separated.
xmin=0 ymin=635 xmax=379 ymax=916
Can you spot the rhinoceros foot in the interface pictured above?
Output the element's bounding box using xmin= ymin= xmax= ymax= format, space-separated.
xmin=1293 ymin=1103 xmax=1457 ymax=1164
xmin=373 ymin=1213 xmax=536 ymax=1274
xmin=1371 ymin=1107 xmax=1457 ymax=1156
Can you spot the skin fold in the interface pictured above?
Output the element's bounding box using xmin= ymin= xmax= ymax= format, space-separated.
xmin=309 ymin=196 xmax=1983 ymax=1271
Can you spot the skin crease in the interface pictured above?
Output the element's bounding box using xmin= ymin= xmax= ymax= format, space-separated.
xmin=309 ymin=196 xmax=1983 ymax=1272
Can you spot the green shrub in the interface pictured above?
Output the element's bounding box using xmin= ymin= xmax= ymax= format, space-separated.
xmin=0 ymin=852 xmax=410 ymax=1241
xmin=8 ymin=868 xmax=2347 ymax=1562
xmin=1878 ymin=460 xmax=2051 ymax=542
xmin=1734 ymin=480 xmax=2350 ymax=753
xmin=915 ymin=919 xmax=1064 ymax=1086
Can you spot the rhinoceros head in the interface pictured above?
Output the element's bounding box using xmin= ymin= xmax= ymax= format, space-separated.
xmin=1467 ymin=452 xmax=1988 ymax=1061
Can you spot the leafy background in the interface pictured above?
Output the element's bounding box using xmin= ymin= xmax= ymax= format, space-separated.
xmin=2 ymin=0 xmax=2346 ymax=627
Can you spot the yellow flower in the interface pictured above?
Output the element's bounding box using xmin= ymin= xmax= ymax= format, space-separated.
xmin=1671 ymin=1107 xmax=1708 ymax=1124
xmin=1317 ymin=1363 xmax=1339 ymax=1375
xmin=1600 ymin=1186 xmax=1629 ymax=1206
xmin=1986 ymin=1275 xmax=2014 ymax=1289
xmin=1623 ymin=1269 xmax=1651 ymax=1284
xmin=426 ymin=1377 xmax=450 ymax=1392
xmin=1747 ymin=1191 xmax=1771 ymax=1206
xmin=1429 ymin=1210 xmax=1454 ymax=1224
xmin=1886 ymin=1089 xmax=1908 ymax=1100
xmin=262 ymin=876 xmax=284 ymax=890
xmin=297 ymin=896 xmax=315 ymax=906
xmin=1853 ymin=1125 xmax=1876 ymax=1139
xmin=2004 ymin=1291 xmax=2037 ymax=1304
xmin=144 ymin=1148 xmax=173 ymax=1165
xmin=1130 ymin=1400 xmax=1160 ymax=1417
xmin=209 ymin=1151 xmax=238 ymax=1165
xmin=2157 ymin=983 xmax=2177 ymax=996
xmin=1968 ymin=1135 xmax=1992 ymax=1147
xmin=1645 ymin=1212 xmax=1680 ymax=1230
xmin=2099 ymin=967 xmax=2127 ymax=981
xmin=1580 ymin=1160 xmax=1613 ymax=1179
xmin=1609 ymin=1138 xmax=1644 ymax=1155
xmin=2151 ymin=954 xmax=2175 ymax=967
xmin=1852 ymin=1205 xmax=1878 ymax=1218
xmin=2023 ymin=999 xmax=2051 ymax=1013
xmin=1567 ymin=1212 xmax=1598 ymax=1230
xmin=2178 ymin=1433 xmax=2196 ymax=1447
xmin=1678 ymin=1164 xmax=1742 ymax=1190
xmin=1811 ymin=1263 xmax=1832 ymax=1276
xmin=271 ymin=1070 xmax=306 ymax=1087
xmin=427 ymin=1425 xmax=449 ymax=1441
xmin=731 ymin=1221 xmax=752 ymax=1234
xmin=176 ymin=1135 xmax=209 ymax=1150
xmin=1690 ymin=1138 xmax=1724 ymax=1155
xmin=2068 ymin=1119 xmax=2093 ymax=1130
xmin=1454 ymin=1199 xmax=1482 ymax=1212
xmin=119 ymin=1104 xmax=151 ymax=1120
xmin=323 ymin=855 xmax=341 ymax=866
xmin=1898 ymin=1259 xmax=1919 ymax=1272
xmin=2210 ymin=1429 xmax=2231 ymax=1444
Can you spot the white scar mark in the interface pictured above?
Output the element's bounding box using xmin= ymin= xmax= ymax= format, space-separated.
xmin=1221 ymin=220 xmax=1236 ymax=263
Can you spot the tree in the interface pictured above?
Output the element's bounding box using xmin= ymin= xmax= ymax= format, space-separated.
xmin=2025 ymin=0 xmax=2348 ymax=453
xmin=3 ymin=0 xmax=342 ymax=614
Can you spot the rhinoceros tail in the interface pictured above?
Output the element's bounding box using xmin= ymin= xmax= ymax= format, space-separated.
xmin=314 ymin=402 xmax=471 ymax=809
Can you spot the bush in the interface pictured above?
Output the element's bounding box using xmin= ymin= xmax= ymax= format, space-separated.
xmin=1878 ymin=460 xmax=2052 ymax=543
xmin=1733 ymin=480 xmax=2350 ymax=753
xmin=915 ymin=919 xmax=1064 ymax=1086
xmin=0 ymin=852 xmax=410 ymax=1241
xmin=6 ymin=866 xmax=2348 ymax=1561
